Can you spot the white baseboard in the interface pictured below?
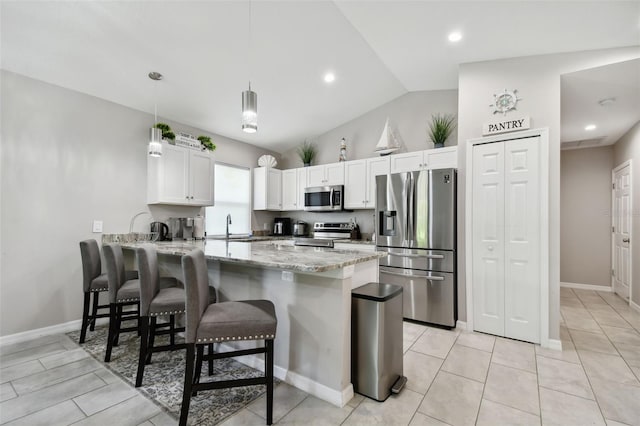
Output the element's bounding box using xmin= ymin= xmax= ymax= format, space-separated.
xmin=0 ymin=318 xmax=109 ymax=347
xmin=456 ymin=320 xmax=468 ymax=331
xmin=631 ymin=300 xmax=640 ymax=313
xmin=544 ymin=338 xmax=563 ymax=351
xmin=218 ymin=343 xmax=350 ymax=407
xmin=560 ymin=282 xmax=612 ymax=292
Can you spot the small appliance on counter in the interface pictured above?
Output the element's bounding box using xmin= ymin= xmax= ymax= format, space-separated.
xmin=313 ymin=222 xmax=356 ymax=240
xmin=150 ymin=222 xmax=169 ymax=241
xmin=293 ymin=221 xmax=308 ymax=237
xmin=273 ymin=217 xmax=292 ymax=236
xmin=168 ymin=217 xmax=195 ymax=240
xmin=193 ymin=216 xmax=205 ymax=239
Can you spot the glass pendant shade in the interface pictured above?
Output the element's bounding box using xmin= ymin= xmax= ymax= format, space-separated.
xmin=148 ymin=127 xmax=163 ymax=157
xmin=242 ymin=88 xmax=257 ymax=133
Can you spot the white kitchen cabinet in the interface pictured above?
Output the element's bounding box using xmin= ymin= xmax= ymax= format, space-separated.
xmin=389 ymin=147 xmax=458 ymax=173
xmin=306 ymin=162 xmax=345 ymax=187
xmin=344 ymin=157 xmax=390 ymax=209
xmin=253 ymin=167 xmax=282 ymax=211
xmin=147 ymin=142 xmax=215 ymax=206
xmin=281 ymin=168 xmax=307 ymax=211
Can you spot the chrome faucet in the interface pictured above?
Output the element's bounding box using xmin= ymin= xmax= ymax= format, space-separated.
xmin=226 ymin=214 xmax=232 ymax=239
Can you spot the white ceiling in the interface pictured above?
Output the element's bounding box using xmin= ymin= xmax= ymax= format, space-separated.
xmin=561 ymin=59 xmax=640 ymax=149
xmin=2 ymin=1 xmax=639 ymax=153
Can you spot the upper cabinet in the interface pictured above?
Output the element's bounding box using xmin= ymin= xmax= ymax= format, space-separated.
xmin=254 ymin=167 xmax=282 ymax=211
xmin=389 ymin=147 xmax=457 ymax=173
xmin=147 ymin=142 xmax=215 ymax=206
xmin=344 ymin=157 xmax=390 ymax=209
xmin=281 ymin=168 xmax=307 ymax=211
xmin=306 ymin=163 xmax=345 ymax=187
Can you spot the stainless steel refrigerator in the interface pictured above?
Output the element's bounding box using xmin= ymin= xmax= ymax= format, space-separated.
xmin=376 ymin=169 xmax=457 ymax=327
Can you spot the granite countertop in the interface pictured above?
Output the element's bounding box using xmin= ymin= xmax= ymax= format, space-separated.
xmin=120 ymin=240 xmax=383 ymax=273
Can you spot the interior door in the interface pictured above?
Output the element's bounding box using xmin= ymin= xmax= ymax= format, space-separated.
xmin=472 ymin=142 xmax=506 ymax=337
xmin=613 ymin=163 xmax=632 ymax=300
xmin=503 ymin=137 xmax=540 ymax=343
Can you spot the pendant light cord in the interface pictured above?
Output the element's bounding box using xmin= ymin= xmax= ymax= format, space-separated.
xmin=248 ymin=0 xmax=252 ymax=88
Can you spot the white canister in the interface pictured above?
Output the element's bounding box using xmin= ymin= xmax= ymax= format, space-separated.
xmin=193 ymin=216 xmax=205 ymax=239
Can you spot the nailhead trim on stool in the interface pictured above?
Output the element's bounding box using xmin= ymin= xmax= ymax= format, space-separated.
xmin=150 ymin=310 xmax=186 ymax=316
xmin=117 ymin=298 xmax=140 ymax=303
xmin=197 ymin=334 xmax=276 ymax=343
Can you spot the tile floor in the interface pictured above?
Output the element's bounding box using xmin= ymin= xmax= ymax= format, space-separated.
xmin=1 ymin=288 xmax=639 ymax=425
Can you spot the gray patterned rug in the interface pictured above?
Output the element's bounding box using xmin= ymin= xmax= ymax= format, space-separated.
xmin=68 ymin=325 xmax=272 ymax=425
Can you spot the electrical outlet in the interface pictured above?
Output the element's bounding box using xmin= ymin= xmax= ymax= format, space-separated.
xmin=282 ymin=271 xmax=294 ymax=282
xmin=92 ymin=220 xmax=103 ymax=233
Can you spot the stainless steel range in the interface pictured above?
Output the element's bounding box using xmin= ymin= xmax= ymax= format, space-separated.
xmin=313 ymin=222 xmax=356 ymax=240
xmin=375 ymin=169 xmax=457 ymax=328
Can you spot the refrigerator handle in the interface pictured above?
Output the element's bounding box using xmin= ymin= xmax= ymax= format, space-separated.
xmin=403 ymin=174 xmax=410 ymax=243
xmin=408 ymin=173 xmax=415 ymax=245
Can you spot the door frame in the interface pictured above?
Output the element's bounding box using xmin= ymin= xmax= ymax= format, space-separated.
xmin=611 ymin=159 xmax=633 ymax=303
xmin=465 ymin=128 xmax=550 ymax=347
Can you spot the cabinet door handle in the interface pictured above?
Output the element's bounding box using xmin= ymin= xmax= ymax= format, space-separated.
xmin=623 ymin=238 xmax=630 ymax=243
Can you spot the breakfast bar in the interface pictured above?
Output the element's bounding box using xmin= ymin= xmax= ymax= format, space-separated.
xmin=121 ymin=239 xmax=383 ymax=407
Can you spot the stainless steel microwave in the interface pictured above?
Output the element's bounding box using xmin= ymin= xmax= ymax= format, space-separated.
xmin=304 ymin=185 xmax=344 ymax=211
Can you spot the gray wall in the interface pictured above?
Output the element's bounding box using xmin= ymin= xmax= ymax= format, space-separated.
xmin=560 ymin=146 xmax=613 ymax=287
xmin=457 ymin=46 xmax=640 ymax=337
xmin=280 ymin=90 xmax=458 ymax=169
xmin=613 ymin=120 xmax=640 ymax=307
xmin=0 ymin=71 xmax=279 ymax=336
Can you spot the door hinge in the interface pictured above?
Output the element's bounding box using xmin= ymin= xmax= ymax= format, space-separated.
xmin=612 ymin=226 xmax=615 ymax=233
xmin=612 ymin=269 xmax=615 ymax=276
xmin=613 ymin=183 xmax=615 ymax=189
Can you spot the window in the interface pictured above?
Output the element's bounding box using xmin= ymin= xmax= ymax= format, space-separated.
xmin=205 ymin=163 xmax=251 ymax=236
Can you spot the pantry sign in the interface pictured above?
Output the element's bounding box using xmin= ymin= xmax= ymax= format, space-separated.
xmin=482 ymin=116 xmax=531 ymax=136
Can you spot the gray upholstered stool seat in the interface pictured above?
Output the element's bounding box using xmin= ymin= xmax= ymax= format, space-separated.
xmin=116 ymin=279 xmax=141 ymax=302
xmin=149 ymin=286 xmax=186 ymax=316
xmin=196 ymin=300 xmax=276 ymax=343
xmin=92 ymin=270 xmax=138 ymax=292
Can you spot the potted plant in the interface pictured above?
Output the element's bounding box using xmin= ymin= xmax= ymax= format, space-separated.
xmin=427 ymin=114 xmax=456 ymax=148
xmin=198 ymin=135 xmax=216 ymax=152
xmin=154 ymin=122 xmax=175 ymax=142
xmin=297 ymin=140 xmax=316 ymax=166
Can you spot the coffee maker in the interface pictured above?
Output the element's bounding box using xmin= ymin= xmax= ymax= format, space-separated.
xmin=273 ymin=218 xmax=291 ymax=236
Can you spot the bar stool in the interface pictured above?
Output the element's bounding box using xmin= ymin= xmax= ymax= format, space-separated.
xmin=103 ymin=243 xmax=145 ymax=362
xmin=79 ymin=240 xmax=138 ymax=344
xmin=135 ymin=244 xmax=186 ymax=387
xmin=179 ymin=249 xmax=277 ymax=426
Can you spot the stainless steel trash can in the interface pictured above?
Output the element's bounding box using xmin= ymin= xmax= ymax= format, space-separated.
xmin=351 ymin=282 xmax=406 ymax=401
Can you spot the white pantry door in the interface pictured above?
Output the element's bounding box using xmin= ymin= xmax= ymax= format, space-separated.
xmin=503 ymin=137 xmax=540 ymax=343
xmin=472 ymin=142 xmax=506 ymax=337
xmin=613 ymin=163 xmax=632 ymax=300
xmin=472 ymin=136 xmax=541 ymax=343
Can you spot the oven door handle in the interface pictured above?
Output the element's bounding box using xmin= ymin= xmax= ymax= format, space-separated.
xmin=379 ymin=268 xmax=445 ymax=281
xmin=380 ymin=251 xmax=445 ymax=260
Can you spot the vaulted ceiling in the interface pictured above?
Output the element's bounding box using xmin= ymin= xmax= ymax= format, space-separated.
xmin=2 ymin=1 xmax=639 ymax=152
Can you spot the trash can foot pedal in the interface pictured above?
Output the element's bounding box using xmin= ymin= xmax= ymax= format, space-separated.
xmin=391 ymin=376 xmax=407 ymax=394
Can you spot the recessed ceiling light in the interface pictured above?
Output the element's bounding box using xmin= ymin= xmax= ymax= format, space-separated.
xmin=585 ymin=124 xmax=597 ymax=131
xmin=448 ymin=32 xmax=462 ymax=42
xmin=324 ymin=72 xmax=335 ymax=83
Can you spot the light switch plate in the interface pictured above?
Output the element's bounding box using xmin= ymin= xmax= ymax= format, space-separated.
xmin=92 ymin=220 xmax=103 ymax=233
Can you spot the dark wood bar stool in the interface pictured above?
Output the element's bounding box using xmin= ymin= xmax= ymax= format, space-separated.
xmin=79 ymin=239 xmax=138 ymax=344
xmin=103 ymin=243 xmax=144 ymax=362
xmin=179 ymin=249 xmax=277 ymax=426
xmin=134 ymin=244 xmax=187 ymax=387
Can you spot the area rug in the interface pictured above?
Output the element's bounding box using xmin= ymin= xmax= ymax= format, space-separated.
xmin=67 ymin=325 xmax=273 ymax=425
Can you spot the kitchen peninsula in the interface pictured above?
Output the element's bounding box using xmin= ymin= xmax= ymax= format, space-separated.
xmin=120 ymin=239 xmax=383 ymax=407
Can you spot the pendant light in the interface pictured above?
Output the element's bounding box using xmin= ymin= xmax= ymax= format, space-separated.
xmin=148 ymin=71 xmax=163 ymax=157
xmin=242 ymin=1 xmax=257 ymax=133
